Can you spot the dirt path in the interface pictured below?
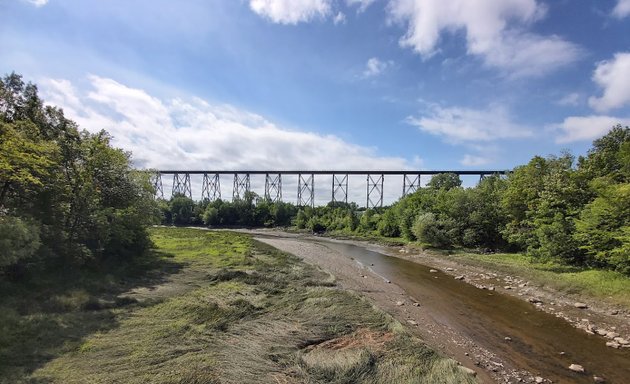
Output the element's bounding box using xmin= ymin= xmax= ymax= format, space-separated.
xmin=256 ymin=236 xmax=524 ymax=384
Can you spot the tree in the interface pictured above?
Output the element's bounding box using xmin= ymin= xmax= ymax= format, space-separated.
xmin=427 ymin=173 xmax=462 ymax=190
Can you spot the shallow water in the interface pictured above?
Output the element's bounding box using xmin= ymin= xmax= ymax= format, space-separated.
xmin=319 ymin=241 xmax=630 ymax=384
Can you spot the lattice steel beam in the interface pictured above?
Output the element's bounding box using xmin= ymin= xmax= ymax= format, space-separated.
xmin=297 ymin=173 xmax=314 ymax=207
xmin=233 ymin=173 xmax=250 ymax=200
xmin=201 ymin=173 xmax=221 ymax=201
xmin=331 ymin=174 xmax=348 ymax=204
xmin=367 ymin=174 xmax=384 ymax=208
xmin=152 ymin=171 xmax=164 ymax=199
xmin=172 ymin=172 xmax=192 ymax=199
xmin=264 ymin=174 xmax=282 ymax=202
xmin=402 ymin=174 xmax=421 ymax=196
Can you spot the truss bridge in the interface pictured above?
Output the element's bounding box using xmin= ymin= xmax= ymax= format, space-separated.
xmin=152 ymin=170 xmax=507 ymax=208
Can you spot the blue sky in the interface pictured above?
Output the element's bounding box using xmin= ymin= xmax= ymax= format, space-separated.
xmin=1 ymin=0 xmax=630 ymax=193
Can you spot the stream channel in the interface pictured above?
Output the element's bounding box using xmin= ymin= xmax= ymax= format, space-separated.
xmin=310 ymin=239 xmax=630 ymax=383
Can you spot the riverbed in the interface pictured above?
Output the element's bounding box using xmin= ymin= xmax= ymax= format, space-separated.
xmin=255 ymin=234 xmax=630 ymax=384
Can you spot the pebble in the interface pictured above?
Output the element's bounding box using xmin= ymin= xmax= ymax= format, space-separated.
xmin=613 ymin=337 xmax=629 ymax=345
xmin=429 ymin=269 xmax=438 ymax=273
xmin=574 ymin=302 xmax=588 ymax=309
xmin=610 ymin=310 xmax=618 ymax=315
xmin=596 ymin=329 xmax=608 ymax=336
xmin=593 ymin=376 xmax=606 ymax=383
xmin=488 ymin=286 xmax=495 ymax=291
xmin=446 ymin=267 xmax=454 ymax=271
xmin=412 ymin=302 xmax=420 ymax=307
xmin=606 ymin=331 xmax=620 ymax=339
xmin=458 ymin=366 xmax=476 ymax=376
xmin=406 ymin=319 xmax=418 ymax=326
xmin=528 ymin=297 xmax=543 ymax=304
xmin=504 ymin=285 xmax=513 ymax=290
xmin=535 ymin=377 xmax=544 ymax=383
xmin=504 ymin=337 xmax=512 ymax=341
xmin=605 ymin=341 xmax=620 ymax=349
xmin=455 ymin=275 xmax=465 ymax=280
xmin=396 ymin=301 xmax=404 ymax=306
xmin=569 ymin=364 xmax=585 ymax=373
xmin=386 ymin=280 xmax=391 ymax=284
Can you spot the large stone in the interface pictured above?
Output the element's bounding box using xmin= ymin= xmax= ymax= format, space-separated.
xmin=569 ymin=364 xmax=585 ymax=373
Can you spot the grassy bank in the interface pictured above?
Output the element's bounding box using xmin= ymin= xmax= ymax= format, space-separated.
xmin=1 ymin=227 xmax=474 ymax=383
xmin=421 ymin=249 xmax=630 ymax=309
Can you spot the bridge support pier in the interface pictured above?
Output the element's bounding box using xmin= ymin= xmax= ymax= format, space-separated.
xmin=332 ymin=174 xmax=348 ymax=204
xmin=233 ymin=173 xmax=250 ymax=200
xmin=202 ymin=173 xmax=221 ymax=201
xmin=297 ymin=173 xmax=314 ymax=207
xmin=367 ymin=174 xmax=384 ymax=208
xmin=172 ymin=172 xmax=192 ymax=199
xmin=152 ymin=171 xmax=164 ymax=199
xmin=403 ymin=174 xmax=421 ymax=196
xmin=265 ymin=174 xmax=282 ymax=202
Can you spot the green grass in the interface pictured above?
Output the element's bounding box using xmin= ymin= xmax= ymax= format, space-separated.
xmin=432 ymin=250 xmax=630 ymax=308
xmin=1 ymin=227 xmax=475 ymax=384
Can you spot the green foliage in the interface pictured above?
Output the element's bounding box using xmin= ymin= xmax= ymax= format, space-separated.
xmin=0 ymin=73 xmax=158 ymax=277
xmin=427 ymin=172 xmax=462 ymax=190
xmin=0 ymin=216 xmax=40 ymax=268
xmin=411 ymin=212 xmax=457 ymax=248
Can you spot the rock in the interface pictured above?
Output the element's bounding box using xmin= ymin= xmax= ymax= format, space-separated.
xmin=606 ymin=331 xmax=620 ymax=339
xmin=412 ymin=302 xmax=420 ymax=307
xmin=488 ymin=286 xmax=495 ymax=291
xmin=528 ymin=297 xmax=543 ymax=304
xmin=535 ymin=377 xmax=544 ymax=383
xmin=406 ymin=319 xmax=418 ymax=326
xmin=455 ymin=275 xmax=465 ymax=280
xmin=596 ymin=329 xmax=608 ymax=336
xmin=605 ymin=341 xmax=620 ymax=349
xmin=396 ymin=301 xmax=404 ymax=306
xmin=370 ymin=263 xmax=374 ymax=266
xmin=446 ymin=267 xmax=454 ymax=271
xmin=429 ymin=269 xmax=438 ymax=273
xmin=504 ymin=285 xmax=513 ymax=290
xmin=559 ymin=351 xmax=566 ymax=355
xmin=610 ymin=310 xmax=619 ymax=315
xmin=574 ymin=302 xmax=588 ymax=309
xmin=504 ymin=337 xmax=512 ymax=341
xmin=464 ymin=352 xmax=469 ymax=356
xmin=569 ymin=364 xmax=585 ymax=373
xmin=458 ymin=366 xmax=477 ymax=376
xmin=613 ymin=337 xmax=629 ymax=345
xmin=386 ymin=280 xmax=391 ymax=284
xmin=593 ymin=376 xmax=606 ymax=383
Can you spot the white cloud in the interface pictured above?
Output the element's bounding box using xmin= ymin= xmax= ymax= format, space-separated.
xmin=552 ymin=115 xmax=630 ymax=143
xmin=40 ymin=76 xmax=414 ymax=172
xmin=613 ymin=0 xmax=630 ymax=18
xmin=461 ymin=154 xmax=491 ymax=167
xmin=363 ymin=57 xmax=393 ymax=77
xmin=406 ymin=104 xmax=532 ymax=143
xmin=249 ymin=0 xmax=332 ymax=24
xmin=347 ymin=0 xmax=377 ymax=12
xmin=557 ymin=92 xmax=581 ymax=106
xmin=588 ymin=52 xmax=630 ymax=112
xmin=23 ymin=0 xmax=48 ymax=7
xmin=387 ymin=0 xmax=580 ymax=78
xmin=333 ymin=11 xmax=346 ymax=24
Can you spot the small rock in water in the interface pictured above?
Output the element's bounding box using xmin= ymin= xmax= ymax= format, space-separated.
xmin=528 ymin=297 xmax=543 ymax=304
xmin=574 ymin=302 xmax=588 ymax=309
xmin=455 ymin=275 xmax=465 ymax=280
xmin=396 ymin=300 xmax=404 ymax=306
xmin=569 ymin=364 xmax=585 ymax=373
xmin=488 ymin=286 xmax=495 ymax=291
xmin=593 ymin=376 xmax=606 ymax=383
xmin=446 ymin=267 xmax=454 ymax=271
xmin=559 ymin=351 xmax=566 ymax=355
xmin=504 ymin=336 xmax=512 ymax=341
xmin=605 ymin=341 xmax=620 ymax=349
xmin=429 ymin=269 xmax=438 ymax=273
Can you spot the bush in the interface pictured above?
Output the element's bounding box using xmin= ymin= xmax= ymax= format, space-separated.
xmin=0 ymin=215 xmax=41 ymax=270
xmin=412 ymin=213 xmax=457 ymax=248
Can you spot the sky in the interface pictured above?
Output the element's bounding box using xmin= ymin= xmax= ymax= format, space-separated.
xmin=1 ymin=0 xmax=630 ymax=203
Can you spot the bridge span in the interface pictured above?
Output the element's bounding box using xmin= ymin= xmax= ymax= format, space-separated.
xmin=152 ymin=170 xmax=507 ymax=208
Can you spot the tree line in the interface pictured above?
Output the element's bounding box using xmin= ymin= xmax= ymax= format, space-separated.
xmin=2 ymin=73 xmax=628 ymax=279
xmin=1 ymin=73 xmax=159 ymax=279
xmin=158 ymin=126 xmax=629 ymax=275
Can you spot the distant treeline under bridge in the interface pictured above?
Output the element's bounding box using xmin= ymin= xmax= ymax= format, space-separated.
xmin=151 ymin=170 xmax=507 ymax=208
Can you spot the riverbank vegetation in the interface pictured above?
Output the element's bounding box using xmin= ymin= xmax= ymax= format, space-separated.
xmin=159 ymin=125 xmax=630 ymax=275
xmin=1 ymin=228 xmax=475 ymax=383
xmin=1 ymin=73 xmax=159 ymax=281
